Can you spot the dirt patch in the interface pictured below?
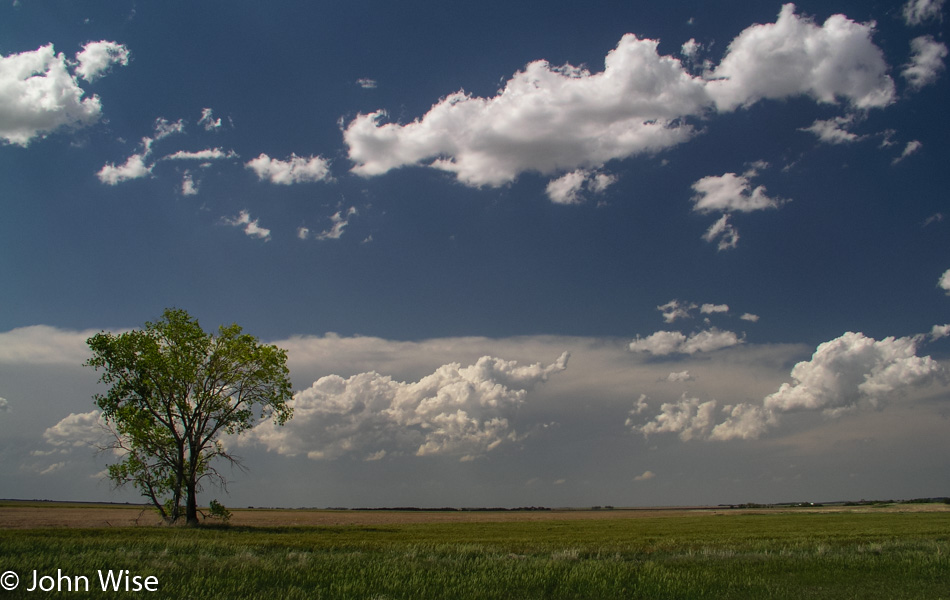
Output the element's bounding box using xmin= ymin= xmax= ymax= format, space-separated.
xmin=2 ymin=501 xmax=947 ymax=529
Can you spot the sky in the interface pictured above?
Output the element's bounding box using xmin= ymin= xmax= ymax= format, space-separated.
xmin=1 ymin=0 xmax=948 ymax=509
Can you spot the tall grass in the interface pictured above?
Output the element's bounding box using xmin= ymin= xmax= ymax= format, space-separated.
xmin=1 ymin=511 xmax=948 ymax=599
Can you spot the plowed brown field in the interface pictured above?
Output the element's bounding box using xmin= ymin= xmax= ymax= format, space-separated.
xmin=2 ymin=501 xmax=945 ymax=529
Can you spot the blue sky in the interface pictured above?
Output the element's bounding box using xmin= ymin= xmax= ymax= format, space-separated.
xmin=1 ymin=0 xmax=949 ymax=508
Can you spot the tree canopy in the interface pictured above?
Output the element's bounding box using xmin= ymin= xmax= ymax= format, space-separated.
xmin=85 ymin=308 xmax=293 ymax=524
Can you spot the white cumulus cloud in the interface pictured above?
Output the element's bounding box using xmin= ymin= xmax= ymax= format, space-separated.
xmin=163 ymin=148 xmax=237 ymax=161
xmin=637 ymin=394 xmax=718 ymax=441
xmin=242 ymin=353 xmax=569 ymax=462
xmin=800 ymin=115 xmax=862 ymax=144
xmin=657 ymin=299 xmax=697 ymax=323
xmin=313 ymin=207 xmax=358 ymax=241
xmin=700 ymin=303 xmax=729 ymax=315
xmin=246 ymin=153 xmax=331 ymax=184
xmin=892 ymin=140 xmax=922 ymax=164
xmin=629 ymin=328 xmax=742 ymax=356
xmin=222 ymin=210 xmax=271 ymax=240
xmin=43 ymin=410 xmax=106 ymax=449
xmin=545 ymin=169 xmax=617 ymax=205
xmin=702 ymin=215 xmax=740 ymax=251
xmin=0 ymin=44 xmax=114 ymax=145
xmin=73 ymin=40 xmax=129 ymax=82
xmin=705 ymin=4 xmax=895 ymax=111
xmin=763 ymin=331 xmax=944 ymax=415
xmin=902 ymin=35 xmax=948 ymax=90
xmin=939 ymin=269 xmax=950 ymax=294
xmin=198 ymin=107 xmax=222 ymax=131
xmin=344 ymin=33 xmax=709 ymax=187
xmin=96 ymin=152 xmax=151 ymax=184
xmin=97 ymin=117 xmax=187 ymax=184
xmin=344 ymin=5 xmax=895 ymax=195
xmin=691 ymin=172 xmax=785 ymax=213
xmin=902 ymin=0 xmax=945 ymax=25
xmin=633 ymin=330 xmax=945 ymax=442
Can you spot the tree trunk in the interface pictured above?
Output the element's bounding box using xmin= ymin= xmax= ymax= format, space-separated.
xmin=185 ymin=480 xmax=199 ymax=525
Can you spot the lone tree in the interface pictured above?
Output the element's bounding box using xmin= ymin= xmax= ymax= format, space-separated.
xmin=85 ymin=308 xmax=293 ymax=525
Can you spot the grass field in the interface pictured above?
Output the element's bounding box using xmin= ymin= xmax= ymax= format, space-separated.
xmin=1 ymin=504 xmax=948 ymax=599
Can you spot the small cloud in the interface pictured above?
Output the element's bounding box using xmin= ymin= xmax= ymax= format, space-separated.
xmin=681 ymin=38 xmax=701 ymax=60
xmin=923 ymin=213 xmax=944 ymax=227
xmin=198 ymin=107 xmax=222 ymax=131
xmin=691 ymin=171 xmax=786 ymax=213
xmin=43 ymin=410 xmax=106 ymax=448
xmin=634 ymin=470 xmax=655 ymax=481
xmin=545 ymin=169 xmax=617 ymax=205
xmin=152 ymin=117 xmax=185 ymax=141
xmin=181 ymin=172 xmax=198 ymax=196
xmin=700 ymin=303 xmax=729 ymax=315
xmin=902 ymin=0 xmax=946 ymax=25
xmin=40 ymin=462 xmax=66 ymax=475
xmin=246 ymin=153 xmax=331 ymax=184
xmin=628 ymin=394 xmax=649 ymax=418
xmin=938 ymin=268 xmax=950 ymax=294
xmin=629 ymin=328 xmax=742 ymax=356
xmin=162 ymin=148 xmax=237 ymax=161
xmin=740 ymin=313 xmax=760 ymax=323
xmin=702 ymin=215 xmax=740 ymax=251
xmin=222 ymin=210 xmax=271 ymax=240
xmin=357 ymin=78 xmax=378 ymax=89
xmin=902 ymin=35 xmax=948 ymax=90
xmin=666 ymin=370 xmax=694 ymax=383
xmin=0 ymin=396 xmax=8 ymax=412
xmin=97 ymin=153 xmax=151 ymax=184
xmin=892 ymin=140 xmax=922 ymax=165
xmin=364 ymin=450 xmax=387 ymax=461
xmin=800 ymin=115 xmax=862 ymax=144
xmin=73 ymin=41 xmax=129 ymax=82
xmin=657 ymin=299 xmax=697 ymax=323
xmin=314 ymin=207 xmax=358 ymax=241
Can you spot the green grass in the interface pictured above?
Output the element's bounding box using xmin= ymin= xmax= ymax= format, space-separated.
xmin=2 ymin=511 xmax=949 ymax=599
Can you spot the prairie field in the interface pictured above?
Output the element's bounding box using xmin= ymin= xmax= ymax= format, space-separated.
xmin=1 ymin=502 xmax=948 ymax=599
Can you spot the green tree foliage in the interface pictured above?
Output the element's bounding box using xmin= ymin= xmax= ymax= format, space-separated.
xmin=85 ymin=308 xmax=293 ymax=525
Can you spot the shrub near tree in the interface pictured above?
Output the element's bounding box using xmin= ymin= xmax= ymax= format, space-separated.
xmin=85 ymin=308 xmax=293 ymax=525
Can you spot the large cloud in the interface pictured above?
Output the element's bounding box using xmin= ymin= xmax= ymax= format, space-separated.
xmin=0 ymin=42 xmax=127 ymax=146
xmin=632 ymin=330 xmax=946 ymax=441
xmin=344 ymin=33 xmax=710 ymax=187
xmin=344 ymin=5 xmax=895 ymax=192
xmin=762 ymin=332 xmax=942 ymax=415
xmin=242 ymin=352 xmax=569 ymax=461
xmin=706 ymin=4 xmax=894 ymax=111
